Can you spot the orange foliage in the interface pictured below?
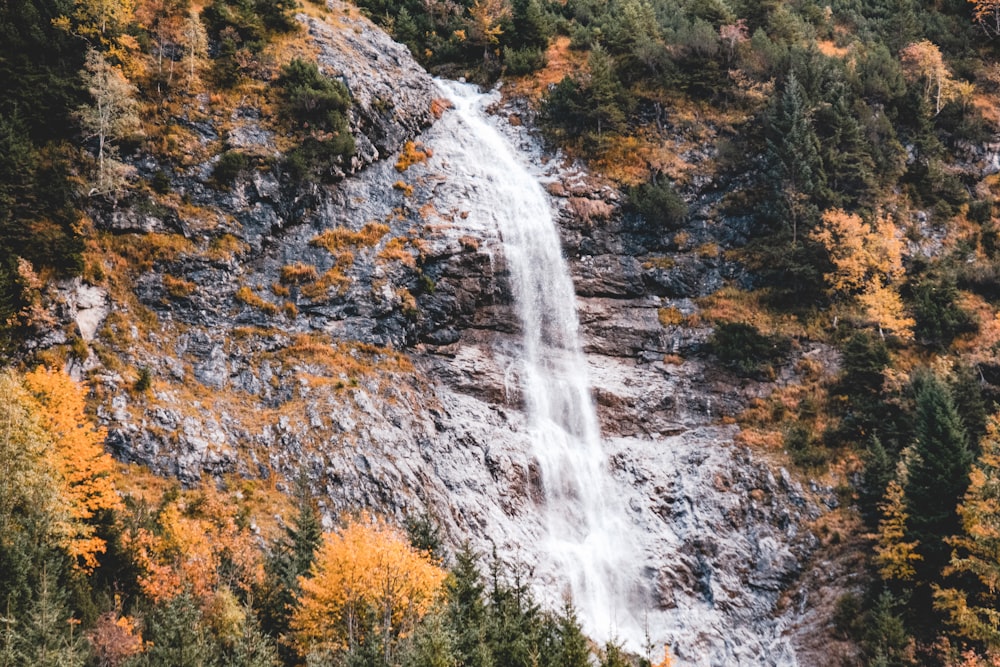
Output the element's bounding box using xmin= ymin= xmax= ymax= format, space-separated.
xmin=811 ymin=209 xmax=913 ymax=338
xmin=124 ymin=483 xmax=264 ymax=603
xmin=24 ymin=367 xmax=122 ymax=571
xmin=89 ymin=605 xmax=146 ymax=666
xmin=291 ymin=516 xmax=446 ymax=657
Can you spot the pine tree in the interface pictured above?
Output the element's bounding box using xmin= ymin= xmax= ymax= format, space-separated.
xmin=139 ymin=590 xmax=218 ymax=667
xmin=400 ymin=610 xmax=456 ymax=667
xmin=933 ymin=414 xmax=1000 ymax=649
xmin=905 ymin=372 xmax=973 ymax=581
xmin=549 ymin=599 xmax=590 ymax=667
xmin=446 ymin=543 xmax=492 ymax=667
xmin=949 ymin=363 xmax=987 ymax=450
xmin=587 ymin=45 xmax=627 ymax=138
xmin=16 ymin=568 xmax=89 ymax=667
xmin=765 ymin=72 xmax=826 ymax=245
xmin=260 ymin=487 xmax=322 ymax=649
xmin=485 ymin=556 xmax=539 ymax=667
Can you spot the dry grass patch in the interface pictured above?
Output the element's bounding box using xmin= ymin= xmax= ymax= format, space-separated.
xmin=235 ymin=285 xmax=280 ymax=315
xmin=378 ymin=237 xmax=417 ymax=267
xmin=280 ymin=262 xmax=319 ymax=284
xmin=207 ymin=234 xmax=249 ymax=262
xmin=163 ymin=274 xmax=197 ymax=297
xmin=310 ymin=223 xmax=390 ymax=254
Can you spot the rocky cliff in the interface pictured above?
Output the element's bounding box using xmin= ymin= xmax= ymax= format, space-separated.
xmin=33 ymin=6 xmax=859 ymax=665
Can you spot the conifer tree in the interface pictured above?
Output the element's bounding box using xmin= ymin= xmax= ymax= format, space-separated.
xmin=549 ymin=599 xmax=590 ymax=667
xmin=446 ymin=543 xmax=492 ymax=667
xmin=933 ymin=414 xmax=1000 ymax=649
xmin=905 ymin=372 xmax=973 ymax=581
xmin=765 ymin=72 xmax=826 ymax=245
xmin=587 ymin=45 xmax=627 ymax=138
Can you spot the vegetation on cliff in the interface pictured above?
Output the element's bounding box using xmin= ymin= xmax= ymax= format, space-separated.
xmin=7 ymin=0 xmax=1000 ymax=659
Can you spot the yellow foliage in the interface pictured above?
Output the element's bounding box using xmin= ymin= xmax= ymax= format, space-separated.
xmin=291 ymin=516 xmax=446 ymax=657
xmin=24 ymin=367 xmax=122 ymax=571
xmin=394 ymin=141 xmax=432 ymax=172
xmin=658 ymin=307 xmax=684 ymax=327
xmin=310 ymin=223 xmax=390 ymax=254
xmin=811 ymin=209 xmax=912 ymax=338
xmin=873 ymin=475 xmax=921 ymax=581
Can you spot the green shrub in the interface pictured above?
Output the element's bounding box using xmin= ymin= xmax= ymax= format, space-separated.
xmin=708 ymin=322 xmax=789 ymax=378
xmin=504 ymin=48 xmax=547 ymax=76
xmin=627 ymin=179 xmax=688 ymax=229
xmin=211 ymin=151 xmax=250 ymax=188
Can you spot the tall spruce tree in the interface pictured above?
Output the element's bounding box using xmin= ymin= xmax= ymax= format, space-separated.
xmin=446 ymin=543 xmax=492 ymax=667
xmin=933 ymin=414 xmax=1000 ymax=650
xmin=905 ymin=372 xmax=973 ymax=582
xmin=764 ymin=71 xmax=826 ymax=245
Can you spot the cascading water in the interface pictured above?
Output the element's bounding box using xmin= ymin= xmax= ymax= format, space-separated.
xmin=435 ymin=80 xmax=642 ymax=646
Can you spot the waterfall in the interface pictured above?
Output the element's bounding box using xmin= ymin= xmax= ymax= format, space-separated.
xmin=435 ymin=80 xmax=640 ymax=646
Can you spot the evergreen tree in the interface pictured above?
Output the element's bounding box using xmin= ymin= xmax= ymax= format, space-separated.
xmin=905 ymin=372 xmax=973 ymax=583
xmin=401 ymin=610 xmax=456 ymax=667
xmin=548 ymin=599 xmax=590 ymax=667
xmin=600 ymin=640 xmax=631 ymax=667
xmin=14 ymin=568 xmax=89 ymax=667
xmin=259 ymin=488 xmax=322 ymax=658
xmin=485 ymin=555 xmax=539 ymax=667
xmin=586 ymin=44 xmax=627 ymax=138
xmin=220 ymin=607 xmax=280 ymax=667
xmin=950 ymin=362 xmax=987 ymax=450
xmin=934 ymin=414 xmax=1000 ymax=650
xmin=764 ymin=71 xmax=826 ymax=245
xmin=445 ymin=543 xmax=492 ymax=667
xmin=138 ymin=591 xmax=219 ymax=667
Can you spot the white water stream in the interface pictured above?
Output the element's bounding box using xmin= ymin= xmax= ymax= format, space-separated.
xmin=435 ymin=80 xmax=642 ymax=646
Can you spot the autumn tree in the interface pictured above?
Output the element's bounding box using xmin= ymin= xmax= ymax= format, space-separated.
xmin=24 ymin=366 xmax=121 ymax=572
xmin=125 ymin=483 xmax=264 ymax=604
xmin=811 ymin=208 xmax=913 ymax=339
xmin=290 ymin=516 xmax=447 ymax=663
xmin=873 ymin=454 xmax=922 ymax=581
xmin=900 ymin=40 xmax=957 ymax=116
xmin=970 ymin=0 xmax=1000 ymax=38
xmin=934 ymin=414 xmax=1000 ymax=648
xmin=467 ymin=0 xmax=511 ymax=65
xmin=76 ymin=48 xmax=141 ymax=197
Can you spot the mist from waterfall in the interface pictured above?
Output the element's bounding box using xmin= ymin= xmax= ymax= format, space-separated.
xmin=435 ymin=79 xmax=642 ymax=648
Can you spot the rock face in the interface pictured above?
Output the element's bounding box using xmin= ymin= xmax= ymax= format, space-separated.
xmin=51 ymin=10 xmax=853 ymax=666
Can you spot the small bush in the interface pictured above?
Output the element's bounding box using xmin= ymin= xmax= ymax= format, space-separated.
xmin=150 ymin=169 xmax=171 ymax=194
xmin=135 ymin=366 xmax=152 ymax=392
xmin=709 ymin=321 xmax=789 ymax=378
xmin=504 ymin=48 xmax=547 ymax=76
xmin=785 ymin=423 xmax=828 ymax=468
xmin=212 ymin=151 xmax=250 ymax=188
xmin=628 ymin=179 xmax=688 ymax=229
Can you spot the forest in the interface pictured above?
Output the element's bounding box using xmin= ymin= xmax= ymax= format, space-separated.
xmin=4 ymin=0 xmax=1000 ymax=661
